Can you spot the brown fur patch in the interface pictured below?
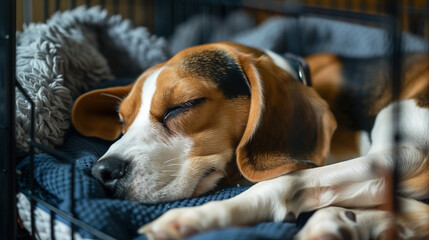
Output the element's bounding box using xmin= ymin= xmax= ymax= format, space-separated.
xmin=119 ymin=75 xmax=143 ymax=133
xmin=366 ymin=54 xmax=429 ymax=118
xmin=306 ymin=54 xmax=343 ymax=106
xmin=72 ymin=84 xmax=133 ymax=140
xmin=235 ymin=52 xmax=335 ymax=181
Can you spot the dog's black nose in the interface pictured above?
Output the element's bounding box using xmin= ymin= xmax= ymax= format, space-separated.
xmin=92 ymin=158 xmax=128 ymax=194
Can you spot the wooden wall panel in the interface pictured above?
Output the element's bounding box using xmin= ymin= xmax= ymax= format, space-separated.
xmin=15 ymin=0 xmax=429 ymax=39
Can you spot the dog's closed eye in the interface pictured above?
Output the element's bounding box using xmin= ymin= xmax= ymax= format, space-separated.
xmin=163 ymin=98 xmax=206 ymax=125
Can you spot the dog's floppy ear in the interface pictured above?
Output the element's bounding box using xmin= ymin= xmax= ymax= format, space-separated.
xmin=72 ymin=84 xmax=133 ymax=140
xmin=234 ymin=52 xmax=337 ymax=182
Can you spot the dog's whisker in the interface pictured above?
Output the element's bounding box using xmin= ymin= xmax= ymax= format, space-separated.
xmin=164 ymin=157 xmax=182 ymax=164
xmin=167 ymin=163 xmax=184 ymax=167
xmin=166 ymin=163 xmax=201 ymax=174
xmin=100 ymin=93 xmax=123 ymax=103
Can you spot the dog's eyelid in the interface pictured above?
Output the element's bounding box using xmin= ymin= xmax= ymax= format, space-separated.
xmin=180 ymin=97 xmax=206 ymax=108
xmin=162 ymin=97 xmax=206 ymax=125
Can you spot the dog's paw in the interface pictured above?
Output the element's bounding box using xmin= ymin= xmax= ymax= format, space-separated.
xmin=294 ymin=206 xmax=409 ymax=240
xmin=294 ymin=207 xmax=365 ymax=240
xmin=138 ymin=202 xmax=227 ymax=240
xmin=138 ymin=208 xmax=202 ymax=240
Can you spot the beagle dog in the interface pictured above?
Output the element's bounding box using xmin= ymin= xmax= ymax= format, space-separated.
xmin=72 ymin=42 xmax=429 ymax=240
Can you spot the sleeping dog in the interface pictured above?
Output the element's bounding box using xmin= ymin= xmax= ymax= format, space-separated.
xmin=72 ymin=42 xmax=429 ymax=239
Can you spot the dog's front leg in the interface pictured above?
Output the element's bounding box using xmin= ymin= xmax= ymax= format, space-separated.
xmin=139 ymin=175 xmax=308 ymax=240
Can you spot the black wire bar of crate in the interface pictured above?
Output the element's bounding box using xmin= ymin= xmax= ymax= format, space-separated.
xmin=2 ymin=0 xmax=427 ymax=239
xmin=0 ymin=0 xmax=17 ymax=239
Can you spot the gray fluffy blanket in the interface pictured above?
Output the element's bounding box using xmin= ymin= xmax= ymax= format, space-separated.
xmin=16 ymin=6 xmax=169 ymax=152
xmin=16 ymin=7 xmax=429 ymax=152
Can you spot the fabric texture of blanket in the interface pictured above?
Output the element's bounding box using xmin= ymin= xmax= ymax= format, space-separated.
xmin=16 ymin=6 xmax=429 ymax=240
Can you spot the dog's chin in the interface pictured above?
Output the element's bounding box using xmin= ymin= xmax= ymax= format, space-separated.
xmin=107 ymin=180 xmax=127 ymax=200
xmin=192 ymin=169 xmax=225 ymax=197
xmin=108 ymin=169 xmax=225 ymax=204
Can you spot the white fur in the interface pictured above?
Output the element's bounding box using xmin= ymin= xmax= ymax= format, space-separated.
xmin=369 ymin=100 xmax=429 ymax=154
xmin=100 ymin=67 xmax=198 ymax=203
xmin=264 ymin=49 xmax=298 ymax=80
xmin=358 ymin=131 xmax=371 ymax=156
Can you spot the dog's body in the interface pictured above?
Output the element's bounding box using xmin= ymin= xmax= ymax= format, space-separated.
xmin=72 ymin=42 xmax=429 ymax=239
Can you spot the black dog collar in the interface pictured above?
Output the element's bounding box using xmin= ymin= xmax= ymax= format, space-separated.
xmin=283 ymin=53 xmax=312 ymax=87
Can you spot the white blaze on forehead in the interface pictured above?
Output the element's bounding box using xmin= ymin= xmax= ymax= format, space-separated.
xmin=104 ymin=65 xmax=194 ymax=165
xmin=100 ymin=67 xmax=164 ymax=159
xmin=264 ymin=49 xmax=298 ymax=80
xmin=138 ymin=67 xmax=164 ymax=123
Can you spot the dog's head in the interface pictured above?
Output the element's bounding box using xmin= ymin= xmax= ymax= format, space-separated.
xmin=72 ymin=42 xmax=336 ymax=203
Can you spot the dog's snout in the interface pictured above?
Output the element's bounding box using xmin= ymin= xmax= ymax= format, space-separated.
xmin=92 ymin=158 xmax=128 ymax=193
